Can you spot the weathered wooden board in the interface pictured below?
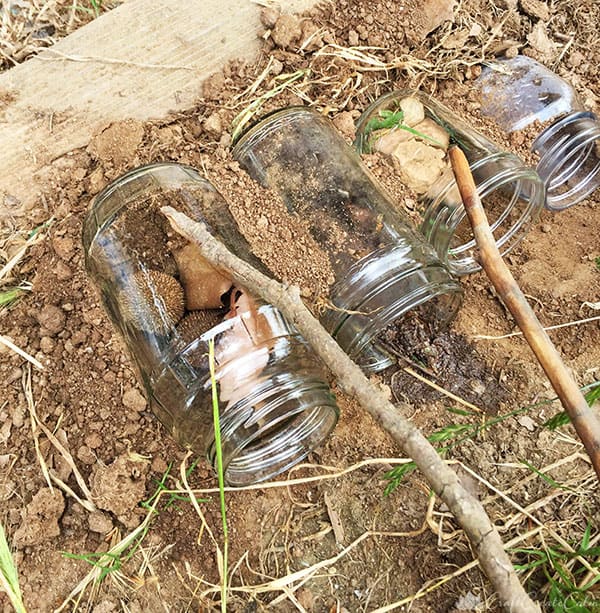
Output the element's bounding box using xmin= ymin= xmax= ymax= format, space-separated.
xmin=0 ymin=0 xmax=318 ymax=217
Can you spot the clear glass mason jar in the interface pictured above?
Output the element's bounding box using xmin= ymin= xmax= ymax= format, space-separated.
xmin=233 ymin=106 xmax=463 ymax=372
xmin=355 ymin=90 xmax=546 ymax=276
xmin=82 ymin=163 xmax=339 ymax=486
xmin=476 ymin=55 xmax=600 ymax=211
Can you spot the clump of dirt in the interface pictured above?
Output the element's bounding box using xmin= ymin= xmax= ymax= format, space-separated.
xmin=91 ymin=454 xmax=149 ymax=528
xmin=13 ymin=488 xmax=65 ymax=547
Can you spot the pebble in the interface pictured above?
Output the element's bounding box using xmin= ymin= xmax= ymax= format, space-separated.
xmin=77 ymin=445 xmax=96 ymax=465
xmin=203 ymin=112 xmax=222 ymax=136
xmin=271 ymin=14 xmax=301 ymax=49
xmin=37 ymin=305 xmax=66 ymax=336
xmin=122 ymin=387 xmax=147 ymax=412
xmin=88 ymin=511 xmax=114 ymax=535
xmin=39 ymin=336 xmax=55 ymax=353
xmin=85 ymin=432 xmax=103 ymax=449
xmin=52 ymin=236 xmax=75 ymax=260
xmin=6 ymin=367 xmax=23 ymax=385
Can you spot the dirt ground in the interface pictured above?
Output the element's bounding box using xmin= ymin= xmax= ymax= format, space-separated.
xmin=1 ymin=0 xmax=600 ymax=611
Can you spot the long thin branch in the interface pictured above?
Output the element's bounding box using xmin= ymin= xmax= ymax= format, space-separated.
xmin=161 ymin=205 xmax=540 ymax=613
xmin=448 ymin=145 xmax=600 ymax=482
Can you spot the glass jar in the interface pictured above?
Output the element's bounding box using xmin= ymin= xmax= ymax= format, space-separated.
xmin=355 ymin=90 xmax=546 ymax=276
xmin=82 ymin=163 xmax=339 ymax=486
xmin=476 ymin=56 xmax=600 ymax=211
xmin=233 ymin=107 xmax=463 ymax=372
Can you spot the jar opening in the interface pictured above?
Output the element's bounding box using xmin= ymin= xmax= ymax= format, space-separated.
xmin=533 ymin=112 xmax=600 ymax=210
xmin=421 ymin=153 xmax=544 ymax=275
xmin=322 ymin=246 xmax=462 ymax=372
xmin=153 ymin=305 xmax=339 ymax=486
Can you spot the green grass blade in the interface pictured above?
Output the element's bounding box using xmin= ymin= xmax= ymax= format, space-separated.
xmin=0 ymin=521 xmax=26 ymax=613
xmin=520 ymin=460 xmax=576 ymax=493
xmin=0 ymin=288 xmax=23 ymax=308
xmin=209 ymin=339 xmax=228 ymax=613
xmin=543 ymin=381 xmax=600 ymax=430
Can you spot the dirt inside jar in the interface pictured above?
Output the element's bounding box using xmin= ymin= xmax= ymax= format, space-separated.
xmin=379 ymin=308 xmax=510 ymax=414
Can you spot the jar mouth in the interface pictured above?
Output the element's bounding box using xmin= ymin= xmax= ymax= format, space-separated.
xmin=421 ymin=153 xmax=545 ymax=275
xmin=533 ymin=111 xmax=600 ymax=211
xmin=152 ymin=305 xmax=339 ymax=486
xmin=209 ymin=379 xmax=338 ymax=486
xmin=322 ymin=245 xmax=463 ymax=372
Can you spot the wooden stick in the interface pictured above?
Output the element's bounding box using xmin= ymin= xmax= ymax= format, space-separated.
xmin=161 ymin=205 xmax=540 ymax=613
xmin=449 ymin=145 xmax=600 ymax=481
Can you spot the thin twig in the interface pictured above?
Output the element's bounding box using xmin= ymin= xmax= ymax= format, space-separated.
xmin=402 ymin=365 xmax=483 ymax=413
xmin=473 ymin=315 xmax=600 ymax=340
xmin=161 ymin=205 xmax=540 ymax=613
xmin=0 ymin=334 xmax=44 ymax=370
xmin=449 ymin=145 xmax=600 ymax=482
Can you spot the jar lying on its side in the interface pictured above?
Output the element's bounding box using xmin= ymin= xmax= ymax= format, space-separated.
xmin=476 ymin=55 xmax=600 ymax=211
xmin=82 ymin=163 xmax=339 ymax=486
xmin=233 ymin=106 xmax=463 ymax=373
xmin=355 ymin=90 xmax=546 ymax=276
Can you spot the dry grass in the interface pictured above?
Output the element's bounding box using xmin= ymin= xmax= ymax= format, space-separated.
xmin=0 ymin=0 xmax=121 ymax=71
xmin=1 ymin=0 xmax=599 ymax=610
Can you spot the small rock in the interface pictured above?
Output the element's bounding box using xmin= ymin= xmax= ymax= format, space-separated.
xmin=399 ymin=97 xmax=425 ymax=127
xmin=411 ymin=0 xmax=456 ymax=41
xmin=412 ymin=118 xmax=450 ymax=150
xmin=348 ymin=30 xmax=359 ymax=46
xmin=88 ymin=511 xmax=114 ymax=534
xmin=271 ymin=14 xmax=301 ymax=50
xmin=85 ymin=432 xmax=103 ymax=449
xmin=122 ymin=387 xmax=147 ymax=413
xmin=87 ymin=166 xmax=107 ymax=194
xmin=6 ymin=367 xmax=23 ymax=385
xmin=77 ymin=445 xmax=96 ymax=465
xmin=10 ymin=404 xmax=25 ymax=428
xmin=373 ymin=128 xmax=412 ymax=155
xmin=391 ymin=140 xmax=447 ymax=193
xmin=519 ymin=0 xmax=550 ymax=21
xmin=260 ymin=6 xmax=279 ymax=28
xmin=300 ymin=20 xmax=323 ymax=51
xmin=52 ymin=236 xmax=75 ymax=260
xmin=203 ymin=112 xmax=222 ymax=137
xmin=40 ymin=336 xmax=55 ymax=353
xmin=37 ymin=304 xmax=66 ymax=336
xmin=527 ymin=22 xmax=557 ymax=59
xmin=517 ymin=415 xmax=537 ymax=431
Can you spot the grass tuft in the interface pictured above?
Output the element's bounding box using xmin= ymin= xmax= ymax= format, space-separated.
xmin=0 ymin=521 xmax=26 ymax=613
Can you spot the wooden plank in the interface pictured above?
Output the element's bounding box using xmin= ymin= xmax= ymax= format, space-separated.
xmin=0 ymin=0 xmax=318 ymax=216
